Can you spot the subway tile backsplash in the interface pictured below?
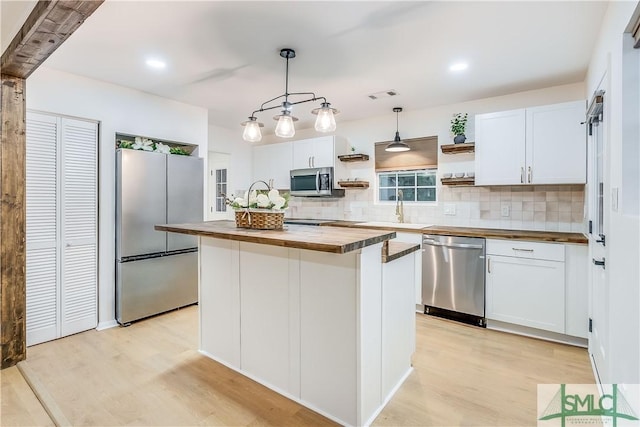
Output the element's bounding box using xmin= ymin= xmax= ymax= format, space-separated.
xmin=287 ymin=184 xmax=586 ymax=233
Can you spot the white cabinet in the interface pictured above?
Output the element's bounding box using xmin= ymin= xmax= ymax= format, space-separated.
xmin=565 ymin=244 xmax=588 ymax=338
xmin=394 ymin=232 xmax=422 ymax=305
xmin=292 ymin=136 xmax=336 ymax=169
xmin=475 ymin=109 xmax=526 ymax=185
xmin=486 ymin=239 xmax=565 ymax=333
xmin=485 ymin=238 xmax=589 ymax=339
xmin=475 ymin=100 xmax=586 ymax=185
xmin=251 ymin=141 xmax=292 ymax=189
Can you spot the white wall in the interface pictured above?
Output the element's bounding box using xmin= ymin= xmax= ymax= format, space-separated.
xmin=208 ymin=124 xmax=252 ymax=193
xmin=256 ymin=82 xmax=586 ymax=230
xmin=26 ymin=66 xmax=209 ymax=329
xmin=585 ymin=0 xmax=640 ymax=385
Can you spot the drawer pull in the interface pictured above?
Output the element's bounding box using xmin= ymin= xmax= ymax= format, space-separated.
xmin=512 ymin=248 xmax=534 ymax=252
xmin=592 ymin=258 xmax=605 ymax=269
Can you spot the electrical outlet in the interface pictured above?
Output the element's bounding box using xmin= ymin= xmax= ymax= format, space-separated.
xmin=501 ymin=205 xmax=510 ymax=217
xmin=444 ymin=204 xmax=456 ymax=216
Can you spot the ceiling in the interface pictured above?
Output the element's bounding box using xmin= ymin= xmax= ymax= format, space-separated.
xmin=22 ymin=1 xmax=608 ymax=134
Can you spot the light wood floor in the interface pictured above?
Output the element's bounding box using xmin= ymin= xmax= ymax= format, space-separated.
xmin=2 ymin=306 xmax=594 ymax=426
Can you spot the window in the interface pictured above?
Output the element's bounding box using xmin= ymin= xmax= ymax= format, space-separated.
xmin=215 ymin=168 xmax=227 ymax=212
xmin=374 ymin=135 xmax=438 ymax=203
xmin=378 ymin=169 xmax=437 ymax=202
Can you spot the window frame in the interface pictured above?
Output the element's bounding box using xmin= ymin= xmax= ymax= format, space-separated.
xmin=375 ymin=168 xmax=438 ymax=205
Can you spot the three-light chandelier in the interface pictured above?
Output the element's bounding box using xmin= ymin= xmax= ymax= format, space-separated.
xmin=241 ymin=48 xmax=339 ymax=142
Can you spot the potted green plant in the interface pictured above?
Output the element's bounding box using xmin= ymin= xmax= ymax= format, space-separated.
xmin=450 ymin=112 xmax=468 ymax=144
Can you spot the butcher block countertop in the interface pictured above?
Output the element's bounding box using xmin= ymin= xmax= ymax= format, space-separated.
xmin=155 ymin=220 xmax=396 ymax=254
xmin=422 ymin=226 xmax=588 ymax=244
xmin=324 ymin=221 xmax=588 ymax=244
xmin=382 ymin=241 xmax=421 ymax=263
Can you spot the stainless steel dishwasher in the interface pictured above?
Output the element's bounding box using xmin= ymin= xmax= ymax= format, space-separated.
xmin=422 ymin=234 xmax=486 ymax=326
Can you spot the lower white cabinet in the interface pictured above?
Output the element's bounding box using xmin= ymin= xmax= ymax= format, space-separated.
xmin=485 ymin=238 xmax=589 ymax=339
xmin=486 ymin=253 xmax=566 ymax=333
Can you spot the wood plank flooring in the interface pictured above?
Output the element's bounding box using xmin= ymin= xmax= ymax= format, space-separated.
xmin=2 ymin=306 xmax=594 ymax=426
xmin=1 ymin=366 xmax=54 ymax=426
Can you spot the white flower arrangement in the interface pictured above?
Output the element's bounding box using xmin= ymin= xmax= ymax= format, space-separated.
xmin=154 ymin=142 xmax=171 ymax=154
xmin=227 ymin=188 xmax=289 ymax=211
xmin=118 ymin=137 xmax=191 ymax=156
xmin=132 ymin=136 xmax=155 ymax=151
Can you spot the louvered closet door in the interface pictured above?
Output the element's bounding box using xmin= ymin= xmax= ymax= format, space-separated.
xmin=60 ymin=118 xmax=98 ymax=336
xmin=26 ymin=112 xmax=60 ymax=346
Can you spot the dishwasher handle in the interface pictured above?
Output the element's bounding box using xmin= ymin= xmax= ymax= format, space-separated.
xmin=423 ymin=239 xmax=484 ymax=250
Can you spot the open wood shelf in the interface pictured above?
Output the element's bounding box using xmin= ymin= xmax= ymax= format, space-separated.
xmin=440 ymin=142 xmax=475 ymax=154
xmin=440 ymin=177 xmax=475 ymax=186
xmin=338 ymin=153 xmax=370 ymax=162
xmin=338 ymin=180 xmax=370 ymax=189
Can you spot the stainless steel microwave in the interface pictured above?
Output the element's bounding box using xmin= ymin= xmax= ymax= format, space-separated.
xmin=290 ymin=167 xmax=344 ymax=197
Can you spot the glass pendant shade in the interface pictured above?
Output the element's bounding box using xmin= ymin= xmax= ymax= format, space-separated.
xmin=241 ymin=117 xmax=263 ymax=142
xmin=275 ymin=112 xmax=296 ymax=138
xmin=313 ymin=103 xmax=337 ymax=133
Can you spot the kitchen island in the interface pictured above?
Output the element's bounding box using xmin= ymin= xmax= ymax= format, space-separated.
xmin=155 ymin=221 xmax=417 ymax=426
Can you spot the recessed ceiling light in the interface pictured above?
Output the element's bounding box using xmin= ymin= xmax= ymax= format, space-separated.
xmin=146 ymin=59 xmax=166 ymax=69
xmin=449 ymin=62 xmax=469 ymax=72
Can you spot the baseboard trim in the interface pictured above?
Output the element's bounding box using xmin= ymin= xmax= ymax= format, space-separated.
xmin=96 ymin=320 xmax=118 ymax=331
xmin=17 ymin=361 xmax=72 ymax=427
xmin=487 ymin=320 xmax=588 ymax=348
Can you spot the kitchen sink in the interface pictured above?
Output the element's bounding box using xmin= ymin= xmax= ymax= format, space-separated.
xmin=354 ymin=221 xmax=431 ymax=230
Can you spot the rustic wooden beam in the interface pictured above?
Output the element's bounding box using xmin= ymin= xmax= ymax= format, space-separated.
xmin=1 ymin=0 xmax=105 ymax=79
xmin=0 ymin=75 xmax=27 ymax=369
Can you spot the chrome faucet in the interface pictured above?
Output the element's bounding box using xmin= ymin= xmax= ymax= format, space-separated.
xmin=395 ymin=189 xmax=404 ymax=223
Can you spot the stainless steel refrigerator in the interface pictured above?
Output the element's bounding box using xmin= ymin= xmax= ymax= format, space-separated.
xmin=116 ymin=149 xmax=203 ymax=325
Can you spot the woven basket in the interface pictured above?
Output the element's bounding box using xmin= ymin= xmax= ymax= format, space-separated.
xmin=235 ymin=209 xmax=284 ymax=230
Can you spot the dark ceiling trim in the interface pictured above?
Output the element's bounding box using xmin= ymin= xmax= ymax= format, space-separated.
xmin=1 ymin=0 xmax=105 ymax=79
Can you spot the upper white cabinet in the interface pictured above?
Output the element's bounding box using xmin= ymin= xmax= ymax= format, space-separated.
xmin=252 ymin=136 xmax=347 ymax=188
xmin=475 ymin=109 xmax=526 ymax=185
xmin=475 ymin=100 xmax=586 ymax=186
xmin=292 ymin=136 xmax=336 ymax=169
xmin=252 ymin=141 xmax=293 ymax=189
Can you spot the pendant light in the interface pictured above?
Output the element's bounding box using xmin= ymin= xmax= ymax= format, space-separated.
xmin=311 ymin=102 xmax=338 ymax=132
xmin=385 ymin=107 xmax=410 ymax=152
xmin=274 ymin=107 xmax=298 ymax=138
xmin=241 ymin=48 xmax=339 ymax=141
xmin=240 ymin=116 xmax=264 ymax=143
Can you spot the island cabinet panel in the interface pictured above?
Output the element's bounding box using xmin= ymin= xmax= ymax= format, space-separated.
xmin=196 ymin=231 xmax=412 ymax=427
xmin=199 ymin=238 xmax=241 ymax=367
xmin=239 ymin=243 xmax=296 ymax=394
xmin=300 ymin=249 xmax=359 ymax=425
xmin=381 ymin=253 xmax=416 ymax=398
xmin=356 ymin=245 xmax=384 ymax=424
